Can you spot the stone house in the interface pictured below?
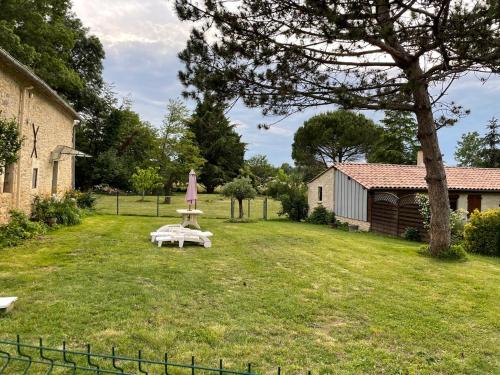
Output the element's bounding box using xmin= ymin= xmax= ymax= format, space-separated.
xmin=307 ymin=153 xmax=500 ymax=236
xmin=0 ymin=48 xmax=85 ymax=224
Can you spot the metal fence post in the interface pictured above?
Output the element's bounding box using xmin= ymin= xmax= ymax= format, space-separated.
xmin=230 ymin=199 xmax=235 ymax=219
xmin=263 ymin=197 xmax=268 ymax=220
xmin=157 ymin=193 xmax=160 ymax=217
xmin=116 ymin=191 xmax=119 ymax=215
xmin=247 ymin=199 xmax=251 ymax=218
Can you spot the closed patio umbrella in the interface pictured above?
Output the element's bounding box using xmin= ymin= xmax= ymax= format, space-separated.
xmin=185 ymin=169 xmax=198 ymax=210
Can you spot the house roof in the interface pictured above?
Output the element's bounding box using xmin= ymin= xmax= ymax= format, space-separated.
xmin=0 ymin=47 xmax=80 ymax=120
xmin=333 ymin=163 xmax=500 ymax=192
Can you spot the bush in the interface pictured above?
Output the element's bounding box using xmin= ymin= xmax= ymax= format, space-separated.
xmin=416 ymin=194 xmax=467 ymax=244
xmin=306 ymin=206 xmax=331 ymax=225
xmin=463 ymin=208 xmax=500 ymax=256
xmin=32 ymin=195 xmax=82 ymax=226
xmin=279 ymin=189 xmax=309 ymax=221
xmin=336 ymin=221 xmax=349 ymax=231
xmin=0 ymin=210 xmax=46 ymax=248
xmin=403 ymin=227 xmax=421 ymax=242
xmin=65 ymin=190 xmax=96 ymax=209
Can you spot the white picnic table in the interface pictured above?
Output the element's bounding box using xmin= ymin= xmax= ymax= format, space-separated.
xmin=176 ymin=209 xmax=203 ymax=229
xmin=150 ymin=224 xmax=213 ymax=248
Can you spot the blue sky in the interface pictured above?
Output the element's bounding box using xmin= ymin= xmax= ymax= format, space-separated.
xmin=73 ymin=0 xmax=500 ymax=167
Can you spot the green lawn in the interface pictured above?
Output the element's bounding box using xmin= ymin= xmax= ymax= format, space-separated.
xmin=95 ymin=193 xmax=282 ymax=220
xmin=0 ymin=215 xmax=499 ymax=374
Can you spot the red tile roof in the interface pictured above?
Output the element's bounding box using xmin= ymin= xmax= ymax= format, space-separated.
xmin=334 ymin=163 xmax=500 ymax=191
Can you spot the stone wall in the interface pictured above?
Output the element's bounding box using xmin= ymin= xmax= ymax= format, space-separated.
xmin=307 ymin=168 xmax=334 ymax=213
xmin=0 ymin=58 xmax=76 ymax=224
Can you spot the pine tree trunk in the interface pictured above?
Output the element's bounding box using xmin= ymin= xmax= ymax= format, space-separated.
xmin=411 ymin=66 xmax=451 ymax=255
xmin=238 ymin=199 xmax=243 ymax=219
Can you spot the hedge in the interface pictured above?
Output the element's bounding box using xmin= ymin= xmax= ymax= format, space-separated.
xmin=463 ymin=208 xmax=500 ymax=256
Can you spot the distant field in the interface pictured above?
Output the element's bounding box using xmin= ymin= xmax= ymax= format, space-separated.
xmin=94 ymin=193 xmax=282 ymax=220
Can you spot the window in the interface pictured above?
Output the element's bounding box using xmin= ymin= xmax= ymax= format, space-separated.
xmin=51 ymin=161 xmax=59 ymax=195
xmin=449 ymin=194 xmax=458 ymax=211
xmin=318 ymin=186 xmax=323 ymax=202
xmin=32 ymin=168 xmax=38 ymax=189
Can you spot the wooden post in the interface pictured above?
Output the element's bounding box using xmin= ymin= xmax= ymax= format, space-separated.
xmin=263 ymin=197 xmax=268 ymax=220
xmin=116 ymin=191 xmax=119 ymax=215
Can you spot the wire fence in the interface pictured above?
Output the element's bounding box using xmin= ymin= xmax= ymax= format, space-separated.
xmin=93 ymin=193 xmax=282 ymax=220
xmin=0 ymin=336 xmax=311 ymax=375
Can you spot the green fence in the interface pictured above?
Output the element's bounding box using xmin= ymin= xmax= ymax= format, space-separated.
xmin=0 ymin=336 xmax=310 ymax=374
xmin=94 ymin=193 xmax=282 ymax=220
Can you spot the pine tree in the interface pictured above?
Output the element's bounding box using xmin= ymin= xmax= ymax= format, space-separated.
xmin=187 ymin=95 xmax=246 ymax=193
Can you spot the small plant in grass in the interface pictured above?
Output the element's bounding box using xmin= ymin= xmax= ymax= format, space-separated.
xmin=418 ymin=244 xmax=468 ymax=261
xmin=403 ymin=227 xmax=421 ymax=242
xmin=463 ymin=208 xmax=500 ymax=256
xmin=0 ymin=210 xmax=46 ymax=248
xmin=222 ymin=177 xmax=257 ymax=219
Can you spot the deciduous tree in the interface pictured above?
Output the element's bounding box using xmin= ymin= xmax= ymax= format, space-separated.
xmin=175 ymin=0 xmax=500 ymax=255
xmin=158 ymin=99 xmax=205 ymax=194
xmin=221 ymin=177 xmax=257 ymax=218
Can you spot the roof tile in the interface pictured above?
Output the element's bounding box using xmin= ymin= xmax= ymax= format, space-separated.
xmin=334 ymin=163 xmax=500 ymax=191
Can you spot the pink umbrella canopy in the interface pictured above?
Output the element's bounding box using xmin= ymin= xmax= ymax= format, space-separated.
xmin=185 ymin=169 xmax=198 ymax=209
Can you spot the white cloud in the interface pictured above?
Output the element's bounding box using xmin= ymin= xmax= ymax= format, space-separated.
xmin=72 ymin=0 xmax=192 ymax=52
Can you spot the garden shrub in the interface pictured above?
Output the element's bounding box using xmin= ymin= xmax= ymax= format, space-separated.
xmin=403 ymin=227 xmax=421 ymax=242
xmin=336 ymin=221 xmax=349 ymax=231
xmin=463 ymin=208 xmax=500 ymax=256
xmin=32 ymin=195 xmax=82 ymax=226
xmin=0 ymin=210 xmax=46 ymax=248
xmin=65 ymin=190 xmax=96 ymax=209
xmin=306 ymin=206 xmax=331 ymax=225
xmin=416 ymin=194 xmax=467 ymax=244
xmin=278 ymin=189 xmax=309 ymax=221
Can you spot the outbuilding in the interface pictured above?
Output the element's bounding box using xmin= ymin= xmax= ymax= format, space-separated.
xmin=0 ymin=48 xmax=86 ymax=224
xmin=307 ymin=154 xmax=500 ymax=237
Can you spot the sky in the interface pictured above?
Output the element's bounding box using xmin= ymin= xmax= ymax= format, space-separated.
xmin=72 ymin=0 xmax=500 ymax=167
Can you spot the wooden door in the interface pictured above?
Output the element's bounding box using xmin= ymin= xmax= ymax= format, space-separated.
xmin=467 ymin=194 xmax=482 ymax=214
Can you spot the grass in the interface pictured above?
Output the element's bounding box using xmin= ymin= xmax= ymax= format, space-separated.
xmin=95 ymin=193 xmax=282 ymax=220
xmin=0 ymin=215 xmax=499 ymax=374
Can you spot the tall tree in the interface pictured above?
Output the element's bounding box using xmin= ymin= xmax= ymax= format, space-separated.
xmin=76 ymin=102 xmax=158 ymax=190
xmin=482 ymin=118 xmax=500 ymax=168
xmin=175 ymin=0 xmax=500 ymax=255
xmin=243 ymin=154 xmax=276 ymax=189
xmin=367 ymin=111 xmax=419 ymax=165
xmin=158 ymin=99 xmax=205 ymax=194
xmin=454 ymin=118 xmax=500 ymax=168
xmin=0 ymin=0 xmax=105 ymax=113
xmin=292 ymin=110 xmax=378 ymax=178
xmin=187 ymin=95 xmax=246 ymax=193
xmin=454 ymin=132 xmax=485 ymax=167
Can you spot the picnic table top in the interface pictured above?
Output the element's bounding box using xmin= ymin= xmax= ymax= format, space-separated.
xmin=176 ymin=209 xmax=203 ymax=215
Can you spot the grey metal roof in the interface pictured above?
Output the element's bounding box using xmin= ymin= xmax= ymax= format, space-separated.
xmin=0 ymin=47 xmax=80 ymax=120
